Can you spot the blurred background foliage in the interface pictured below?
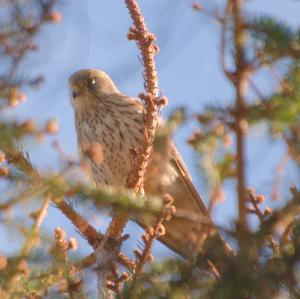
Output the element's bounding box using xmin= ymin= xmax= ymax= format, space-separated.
xmin=0 ymin=0 xmax=300 ymax=298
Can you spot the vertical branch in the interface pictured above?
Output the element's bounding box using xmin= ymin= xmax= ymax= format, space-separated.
xmin=125 ymin=0 xmax=160 ymax=193
xmin=125 ymin=0 xmax=159 ymax=97
xmin=95 ymin=1 xmax=162 ymax=297
xmin=105 ymin=0 xmax=161 ymax=240
xmin=221 ymin=0 xmax=250 ymax=231
xmin=232 ymin=0 xmax=249 ymax=231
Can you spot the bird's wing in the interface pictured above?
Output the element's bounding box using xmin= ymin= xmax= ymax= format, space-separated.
xmin=135 ymin=142 xmax=220 ymax=259
xmin=169 ymin=145 xmax=211 ymax=216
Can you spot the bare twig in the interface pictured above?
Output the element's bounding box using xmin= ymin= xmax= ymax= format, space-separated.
xmin=22 ymin=198 xmax=50 ymax=256
xmin=1 ymin=0 xmax=60 ymax=99
xmin=247 ymin=188 xmax=279 ymax=255
xmin=220 ymin=1 xmax=234 ymax=82
xmin=206 ymin=259 xmax=221 ymax=280
xmin=133 ymin=194 xmax=175 ymax=278
xmin=280 ymin=221 xmax=294 ymax=250
xmin=272 ymin=153 xmax=289 ymax=200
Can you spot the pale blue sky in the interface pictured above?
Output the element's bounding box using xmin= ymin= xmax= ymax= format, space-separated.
xmin=2 ymin=0 xmax=300 ymax=259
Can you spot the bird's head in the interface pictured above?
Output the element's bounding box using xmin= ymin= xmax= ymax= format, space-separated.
xmin=69 ymin=69 xmax=119 ymax=110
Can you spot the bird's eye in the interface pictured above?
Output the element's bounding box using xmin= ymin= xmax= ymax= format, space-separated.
xmin=87 ymin=77 xmax=97 ymax=89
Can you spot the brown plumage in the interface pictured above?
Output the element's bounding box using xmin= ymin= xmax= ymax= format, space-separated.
xmin=69 ymin=69 xmax=221 ymax=259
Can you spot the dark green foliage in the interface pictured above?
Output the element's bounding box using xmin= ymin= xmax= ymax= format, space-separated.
xmin=247 ymin=16 xmax=300 ymax=63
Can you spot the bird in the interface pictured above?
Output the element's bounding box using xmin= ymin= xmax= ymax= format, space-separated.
xmin=69 ymin=69 xmax=224 ymax=259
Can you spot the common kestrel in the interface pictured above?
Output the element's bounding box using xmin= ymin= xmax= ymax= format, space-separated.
xmin=69 ymin=69 xmax=222 ymax=258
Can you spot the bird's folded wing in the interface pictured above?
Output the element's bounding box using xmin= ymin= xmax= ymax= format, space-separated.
xmin=135 ymin=144 xmax=220 ymax=259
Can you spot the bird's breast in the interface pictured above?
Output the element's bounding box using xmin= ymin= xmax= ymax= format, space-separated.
xmin=75 ymin=107 xmax=144 ymax=187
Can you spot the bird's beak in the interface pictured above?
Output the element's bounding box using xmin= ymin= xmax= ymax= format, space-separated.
xmin=69 ymin=81 xmax=82 ymax=100
xmin=72 ymin=90 xmax=78 ymax=99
